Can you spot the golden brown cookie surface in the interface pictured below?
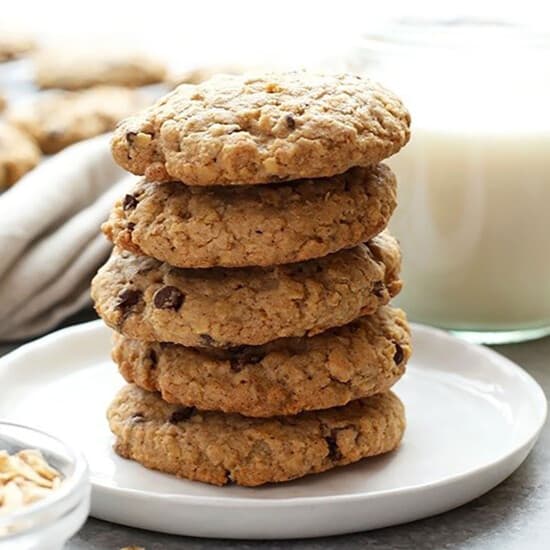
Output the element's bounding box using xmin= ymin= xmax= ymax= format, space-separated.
xmin=103 ymin=164 xmax=397 ymax=268
xmin=113 ymin=306 xmax=411 ymax=417
xmin=92 ymin=232 xmax=402 ymax=348
xmin=108 ymin=384 xmax=406 ymax=486
xmin=111 ymin=71 xmax=410 ymax=185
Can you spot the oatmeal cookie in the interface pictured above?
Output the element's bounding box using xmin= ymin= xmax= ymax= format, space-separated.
xmin=111 ymin=71 xmax=410 ymax=185
xmin=103 ymin=164 xmax=396 ymax=267
xmin=108 ymin=384 xmax=406 ymax=486
xmin=113 ymin=306 xmax=410 ymax=417
xmin=92 ymin=232 xmax=402 ymax=348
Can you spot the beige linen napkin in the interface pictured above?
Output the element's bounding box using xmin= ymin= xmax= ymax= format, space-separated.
xmin=0 ymin=134 xmax=132 ymax=341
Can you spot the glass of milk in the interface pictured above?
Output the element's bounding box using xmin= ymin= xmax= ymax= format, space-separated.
xmin=349 ymin=18 xmax=550 ymax=343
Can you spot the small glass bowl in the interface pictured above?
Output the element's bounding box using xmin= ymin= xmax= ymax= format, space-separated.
xmin=0 ymin=422 xmax=90 ymax=550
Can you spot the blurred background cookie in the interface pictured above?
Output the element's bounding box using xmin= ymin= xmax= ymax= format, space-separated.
xmin=0 ymin=32 xmax=35 ymax=62
xmin=33 ymin=49 xmax=167 ymax=89
xmin=7 ymin=86 xmax=153 ymax=154
xmin=0 ymin=121 xmax=41 ymax=188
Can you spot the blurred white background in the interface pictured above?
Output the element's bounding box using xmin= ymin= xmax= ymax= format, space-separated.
xmin=3 ymin=0 xmax=548 ymax=72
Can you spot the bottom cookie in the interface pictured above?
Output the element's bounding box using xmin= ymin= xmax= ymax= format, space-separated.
xmin=107 ymin=385 xmax=406 ymax=487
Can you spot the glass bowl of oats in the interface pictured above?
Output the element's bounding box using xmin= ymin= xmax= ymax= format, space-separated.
xmin=0 ymin=422 xmax=90 ymax=550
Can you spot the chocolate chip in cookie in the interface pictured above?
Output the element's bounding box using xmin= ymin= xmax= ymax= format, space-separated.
xmin=169 ymin=407 xmax=195 ymax=424
xmin=116 ymin=288 xmax=141 ymax=311
xmin=394 ymin=344 xmax=404 ymax=365
xmin=123 ymin=194 xmax=138 ymax=211
xmin=325 ymin=432 xmax=343 ymax=462
xmin=153 ymin=286 xmax=185 ymax=310
xmin=229 ymin=348 xmax=266 ymax=372
xmin=285 ymin=114 xmax=296 ymax=129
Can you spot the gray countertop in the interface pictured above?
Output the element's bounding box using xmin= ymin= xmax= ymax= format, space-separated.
xmin=2 ymin=312 xmax=549 ymax=550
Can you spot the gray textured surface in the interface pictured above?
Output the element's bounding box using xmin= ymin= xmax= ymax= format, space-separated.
xmin=2 ymin=311 xmax=549 ymax=550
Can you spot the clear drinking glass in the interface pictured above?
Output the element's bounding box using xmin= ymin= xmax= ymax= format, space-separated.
xmin=0 ymin=422 xmax=90 ymax=550
xmin=348 ymin=18 xmax=550 ymax=343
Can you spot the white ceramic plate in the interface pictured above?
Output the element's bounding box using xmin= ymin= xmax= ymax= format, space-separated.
xmin=0 ymin=320 xmax=545 ymax=539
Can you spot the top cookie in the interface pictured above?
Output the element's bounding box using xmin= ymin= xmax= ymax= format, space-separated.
xmin=34 ymin=50 xmax=166 ymax=90
xmin=111 ymin=72 xmax=411 ymax=186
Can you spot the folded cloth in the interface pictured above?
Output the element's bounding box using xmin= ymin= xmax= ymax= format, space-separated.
xmin=0 ymin=134 xmax=132 ymax=341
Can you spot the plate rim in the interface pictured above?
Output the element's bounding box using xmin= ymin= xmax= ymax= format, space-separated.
xmin=0 ymin=319 xmax=546 ymax=509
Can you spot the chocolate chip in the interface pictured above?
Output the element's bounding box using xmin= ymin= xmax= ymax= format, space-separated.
xmin=229 ymin=359 xmax=244 ymax=372
xmin=116 ymin=288 xmax=141 ymax=311
xmin=229 ymin=348 xmax=265 ymax=372
xmin=199 ymin=334 xmax=216 ymax=347
xmin=126 ymin=132 xmax=137 ymax=144
xmin=394 ymin=344 xmax=404 ymax=365
xmin=127 ymin=222 xmax=136 ymax=231
xmin=325 ymin=433 xmax=342 ymax=461
xmin=131 ymin=412 xmax=145 ymax=423
xmin=123 ymin=194 xmax=138 ymax=211
xmin=224 ymin=470 xmax=235 ymax=485
xmin=372 ymin=281 xmax=385 ymax=297
xmin=285 ymin=115 xmax=296 ymax=129
xmin=169 ymin=407 xmax=195 ymax=424
xmin=255 ymin=229 xmax=263 ymax=235
xmin=153 ymin=286 xmax=184 ymax=310
xmin=147 ymin=349 xmax=157 ymax=368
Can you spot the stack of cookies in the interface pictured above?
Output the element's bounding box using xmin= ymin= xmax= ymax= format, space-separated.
xmin=91 ymin=72 xmax=412 ymax=487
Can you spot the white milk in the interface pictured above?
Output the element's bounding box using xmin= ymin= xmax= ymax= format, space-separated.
xmin=389 ymin=127 xmax=550 ymax=332
xmin=351 ymin=20 xmax=550 ymax=340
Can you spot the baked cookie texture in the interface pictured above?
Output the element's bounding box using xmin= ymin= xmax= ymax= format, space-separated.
xmin=113 ymin=306 xmax=411 ymax=417
xmin=111 ymin=71 xmax=411 ymax=185
xmin=0 ymin=34 xmax=35 ymax=62
xmin=108 ymin=384 xmax=406 ymax=486
xmin=103 ymin=164 xmax=397 ymax=268
xmin=0 ymin=122 xmax=41 ymax=188
xmin=34 ymin=50 xmax=166 ymax=90
xmin=7 ymin=86 xmax=151 ymax=154
xmin=91 ymin=232 xmax=402 ymax=348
